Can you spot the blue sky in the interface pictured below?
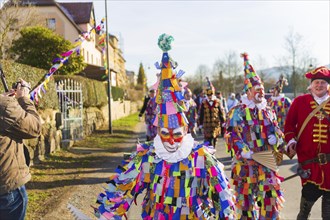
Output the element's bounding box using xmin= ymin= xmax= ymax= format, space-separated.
xmin=88 ymin=1 xmax=330 ymax=86
xmin=13 ymin=0 xmax=326 ymax=86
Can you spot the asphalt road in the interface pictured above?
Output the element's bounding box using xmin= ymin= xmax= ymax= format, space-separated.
xmin=127 ymin=134 xmax=322 ymax=220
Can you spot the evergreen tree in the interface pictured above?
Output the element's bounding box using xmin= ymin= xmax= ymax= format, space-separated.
xmin=137 ymin=62 xmax=147 ymax=91
xmin=10 ymin=26 xmax=86 ymax=75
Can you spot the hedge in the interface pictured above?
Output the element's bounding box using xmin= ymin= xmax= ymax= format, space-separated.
xmin=0 ymin=60 xmax=58 ymax=110
xmin=0 ymin=60 xmax=125 ymax=109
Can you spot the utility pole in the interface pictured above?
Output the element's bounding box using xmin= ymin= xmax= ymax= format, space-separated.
xmin=105 ymin=0 xmax=112 ymax=134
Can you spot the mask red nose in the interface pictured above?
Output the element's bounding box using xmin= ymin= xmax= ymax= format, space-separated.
xmin=168 ymin=139 xmax=175 ymax=145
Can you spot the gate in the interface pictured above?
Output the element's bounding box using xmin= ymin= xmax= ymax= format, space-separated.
xmin=56 ymin=79 xmax=83 ymax=141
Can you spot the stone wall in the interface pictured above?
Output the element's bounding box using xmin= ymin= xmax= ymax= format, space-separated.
xmin=25 ymin=100 xmax=141 ymax=164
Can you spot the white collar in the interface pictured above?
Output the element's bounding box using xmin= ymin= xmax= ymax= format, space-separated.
xmin=154 ymin=134 xmax=194 ymax=163
xmin=312 ymin=93 xmax=330 ymax=105
xmin=206 ymin=95 xmax=216 ymax=102
xmin=271 ymin=93 xmax=285 ymax=101
xmin=241 ymin=94 xmax=267 ymax=110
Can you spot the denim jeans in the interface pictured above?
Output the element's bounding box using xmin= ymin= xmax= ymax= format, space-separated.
xmin=0 ymin=185 xmax=28 ymax=220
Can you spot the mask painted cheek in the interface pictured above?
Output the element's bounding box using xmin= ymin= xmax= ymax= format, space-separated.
xmin=173 ymin=136 xmax=183 ymax=143
xmin=161 ymin=136 xmax=183 ymax=144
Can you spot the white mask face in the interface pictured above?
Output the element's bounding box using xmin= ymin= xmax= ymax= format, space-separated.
xmin=251 ymin=85 xmax=265 ymax=103
xmin=159 ymin=127 xmax=185 ymax=153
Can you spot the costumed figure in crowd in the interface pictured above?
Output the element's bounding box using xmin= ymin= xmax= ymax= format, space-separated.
xmin=216 ymin=90 xmax=228 ymax=137
xmin=227 ymin=93 xmax=239 ymax=111
xmin=139 ymin=89 xmax=157 ymax=141
xmin=268 ymin=74 xmax=292 ymax=130
xmin=194 ymin=90 xmax=205 ymax=134
xmin=0 ymin=79 xmax=41 ymax=220
xmin=94 ymin=33 xmax=236 ymax=220
xmin=216 ymin=91 xmax=228 ymax=114
xmin=284 ymin=66 xmax=330 ymax=219
xmin=199 ymin=77 xmax=226 ymax=147
xmin=183 ymin=88 xmax=198 ymax=138
xmin=225 ymin=53 xmax=285 ymax=220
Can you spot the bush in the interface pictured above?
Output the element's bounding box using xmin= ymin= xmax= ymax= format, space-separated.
xmin=54 ymin=75 xmax=108 ymax=108
xmin=0 ymin=60 xmax=58 ymax=110
xmin=110 ymin=86 xmax=124 ymax=101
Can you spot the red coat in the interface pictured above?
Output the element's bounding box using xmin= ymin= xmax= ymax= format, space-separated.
xmin=284 ymin=94 xmax=330 ymax=190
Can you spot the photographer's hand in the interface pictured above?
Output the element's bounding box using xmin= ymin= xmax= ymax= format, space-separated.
xmin=2 ymin=89 xmax=16 ymax=96
xmin=15 ymin=80 xmax=31 ymax=98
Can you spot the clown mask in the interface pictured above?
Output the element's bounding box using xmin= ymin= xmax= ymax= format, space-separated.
xmin=158 ymin=126 xmax=187 ymax=153
xmin=248 ymin=84 xmax=265 ymax=104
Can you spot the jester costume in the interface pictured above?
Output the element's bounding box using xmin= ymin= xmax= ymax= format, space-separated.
xmin=183 ymin=98 xmax=198 ymax=136
xmin=268 ymin=95 xmax=291 ymax=130
xmin=95 ymin=137 xmax=235 ymax=220
xmin=268 ymin=75 xmax=291 ymax=130
xmin=94 ymin=33 xmax=235 ymax=220
xmin=199 ymin=95 xmax=225 ymax=147
xmin=225 ymin=95 xmax=284 ymax=220
xmin=139 ymin=94 xmax=157 ymax=141
xmin=225 ymin=53 xmax=284 ymax=220
xmin=144 ymin=97 xmax=157 ymax=141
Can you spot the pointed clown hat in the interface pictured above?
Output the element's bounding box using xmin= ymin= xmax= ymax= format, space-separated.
xmin=269 ymin=74 xmax=289 ymax=94
xmin=241 ymin=52 xmax=262 ymax=92
xmin=305 ymin=66 xmax=330 ymax=83
xmin=153 ymin=33 xmax=188 ymax=129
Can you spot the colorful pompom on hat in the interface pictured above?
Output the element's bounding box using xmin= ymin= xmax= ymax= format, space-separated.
xmin=269 ymin=74 xmax=288 ymax=94
xmin=153 ymin=34 xmax=188 ymax=129
xmin=305 ymin=66 xmax=330 ymax=83
xmin=241 ymin=52 xmax=262 ymax=92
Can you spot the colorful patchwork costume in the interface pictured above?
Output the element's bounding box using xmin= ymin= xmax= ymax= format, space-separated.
xmin=139 ymin=91 xmax=158 ymax=141
xmin=94 ymin=34 xmax=235 ymax=220
xmin=183 ymin=90 xmax=198 ymax=137
xmin=225 ymin=53 xmax=284 ymax=220
xmin=268 ymin=75 xmax=291 ymax=130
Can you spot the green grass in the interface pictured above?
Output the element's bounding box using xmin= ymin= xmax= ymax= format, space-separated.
xmin=112 ymin=112 xmax=140 ymax=127
xmin=26 ymin=112 xmax=142 ymax=219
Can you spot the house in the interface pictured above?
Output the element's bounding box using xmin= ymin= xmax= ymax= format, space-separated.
xmin=14 ymin=0 xmax=127 ymax=87
xmin=126 ymin=70 xmax=136 ymax=86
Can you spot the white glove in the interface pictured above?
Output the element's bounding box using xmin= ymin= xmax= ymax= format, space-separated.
xmin=268 ymin=134 xmax=277 ymax=145
xmin=241 ymin=150 xmax=253 ymax=159
xmin=199 ymin=125 xmax=203 ymax=129
xmin=285 ymin=138 xmax=297 ymax=152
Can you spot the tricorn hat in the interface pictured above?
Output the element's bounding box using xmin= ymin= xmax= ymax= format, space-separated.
xmin=305 ymin=66 xmax=330 ymax=83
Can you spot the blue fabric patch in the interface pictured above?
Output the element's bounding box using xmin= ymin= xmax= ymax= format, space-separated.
xmin=161 ymin=103 xmax=166 ymax=114
xmin=162 ymin=79 xmax=172 ymax=87
xmin=174 ymin=91 xmax=184 ymax=101
xmin=162 ymin=90 xmax=173 ymax=102
xmin=168 ymin=114 xmax=180 ymax=128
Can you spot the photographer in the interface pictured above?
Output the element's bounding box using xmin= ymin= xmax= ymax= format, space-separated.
xmin=0 ymin=79 xmax=41 ymax=220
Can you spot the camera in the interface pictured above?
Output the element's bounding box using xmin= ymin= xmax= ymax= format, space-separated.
xmin=12 ymin=81 xmax=31 ymax=90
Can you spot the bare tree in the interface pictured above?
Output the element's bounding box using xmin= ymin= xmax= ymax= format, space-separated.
xmin=212 ymin=50 xmax=242 ymax=95
xmin=281 ymin=27 xmax=317 ymax=97
xmin=0 ymin=0 xmax=42 ymax=59
xmin=195 ymin=64 xmax=211 ymax=89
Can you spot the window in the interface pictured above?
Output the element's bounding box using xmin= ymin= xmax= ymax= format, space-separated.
xmin=46 ymin=18 xmax=56 ymax=30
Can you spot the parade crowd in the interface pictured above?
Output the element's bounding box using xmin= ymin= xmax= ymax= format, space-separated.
xmin=0 ymin=33 xmax=329 ymax=220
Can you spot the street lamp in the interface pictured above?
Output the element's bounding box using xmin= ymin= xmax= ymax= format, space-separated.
xmin=105 ymin=0 xmax=112 ymax=134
